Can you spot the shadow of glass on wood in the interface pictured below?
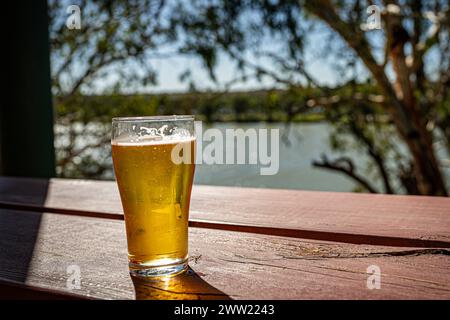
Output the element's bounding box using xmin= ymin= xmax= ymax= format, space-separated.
xmin=132 ymin=267 xmax=231 ymax=300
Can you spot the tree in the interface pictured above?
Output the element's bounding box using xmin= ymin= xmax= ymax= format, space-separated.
xmin=49 ymin=0 xmax=178 ymax=176
xmin=49 ymin=0 xmax=177 ymax=101
xmin=49 ymin=0 xmax=449 ymax=195
xmin=172 ymin=0 xmax=450 ymax=195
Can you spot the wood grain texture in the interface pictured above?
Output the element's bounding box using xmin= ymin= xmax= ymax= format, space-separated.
xmin=0 ymin=208 xmax=449 ymax=300
xmin=0 ymin=177 xmax=449 ymax=247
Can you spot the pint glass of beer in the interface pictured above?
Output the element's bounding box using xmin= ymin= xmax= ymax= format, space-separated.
xmin=111 ymin=116 xmax=195 ymax=277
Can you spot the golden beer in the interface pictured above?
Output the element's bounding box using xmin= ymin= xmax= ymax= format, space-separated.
xmin=112 ymin=119 xmax=195 ymax=277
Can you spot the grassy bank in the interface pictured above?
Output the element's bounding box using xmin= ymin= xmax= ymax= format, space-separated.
xmin=55 ymin=88 xmax=325 ymax=123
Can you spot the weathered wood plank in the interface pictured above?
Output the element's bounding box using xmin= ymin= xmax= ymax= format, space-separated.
xmin=0 ymin=177 xmax=449 ymax=247
xmin=0 ymin=208 xmax=449 ymax=299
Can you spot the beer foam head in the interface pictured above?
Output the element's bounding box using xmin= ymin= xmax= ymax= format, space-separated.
xmin=113 ymin=125 xmax=194 ymax=145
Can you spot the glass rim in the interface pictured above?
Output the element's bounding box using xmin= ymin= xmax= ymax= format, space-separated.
xmin=112 ymin=115 xmax=194 ymax=122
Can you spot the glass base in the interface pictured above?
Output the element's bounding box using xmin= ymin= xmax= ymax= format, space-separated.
xmin=129 ymin=259 xmax=188 ymax=278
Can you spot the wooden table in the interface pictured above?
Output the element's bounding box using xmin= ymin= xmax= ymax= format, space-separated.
xmin=0 ymin=177 xmax=449 ymax=299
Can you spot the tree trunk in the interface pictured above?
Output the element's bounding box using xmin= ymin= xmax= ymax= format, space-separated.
xmin=385 ymin=11 xmax=447 ymax=196
xmin=304 ymin=0 xmax=448 ymax=196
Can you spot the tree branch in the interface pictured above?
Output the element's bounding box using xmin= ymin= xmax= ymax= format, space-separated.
xmin=303 ymin=0 xmax=414 ymax=138
xmin=312 ymin=155 xmax=379 ymax=193
xmin=304 ymin=0 xmax=448 ymax=196
xmin=348 ymin=119 xmax=394 ymax=194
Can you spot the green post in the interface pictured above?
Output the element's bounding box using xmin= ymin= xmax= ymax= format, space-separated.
xmin=0 ymin=0 xmax=56 ymax=178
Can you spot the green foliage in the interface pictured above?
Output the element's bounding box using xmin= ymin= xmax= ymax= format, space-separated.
xmin=49 ymin=0 xmax=173 ymax=96
xmin=56 ymin=93 xmax=159 ymax=123
xmin=55 ymin=88 xmax=325 ymax=124
xmin=49 ymin=0 xmax=450 ymax=194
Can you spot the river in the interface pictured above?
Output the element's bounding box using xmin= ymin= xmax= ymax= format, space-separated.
xmin=56 ymin=121 xmax=450 ymax=193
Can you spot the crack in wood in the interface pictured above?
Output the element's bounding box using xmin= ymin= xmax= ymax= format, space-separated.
xmin=276 ymin=248 xmax=450 ymax=260
xmin=219 ymin=256 xmax=450 ymax=293
xmin=218 ymin=258 xmax=364 ymax=282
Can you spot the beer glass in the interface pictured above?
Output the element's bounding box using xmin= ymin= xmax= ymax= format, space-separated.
xmin=111 ymin=116 xmax=195 ymax=277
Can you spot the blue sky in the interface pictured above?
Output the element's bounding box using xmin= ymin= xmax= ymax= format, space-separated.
xmin=82 ymin=1 xmax=361 ymax=94
xmin=86 ymin=41 xmax=344 ymax=94
xmin=146 ymin=49 xmax=341 ymax=93
xmin=53 ymin=0 xmax=444 ymax=95
xmin=139 ymin=26 xmax=356 ymax=93
xmin=90 ymin=28 xmax=357 ymax=94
